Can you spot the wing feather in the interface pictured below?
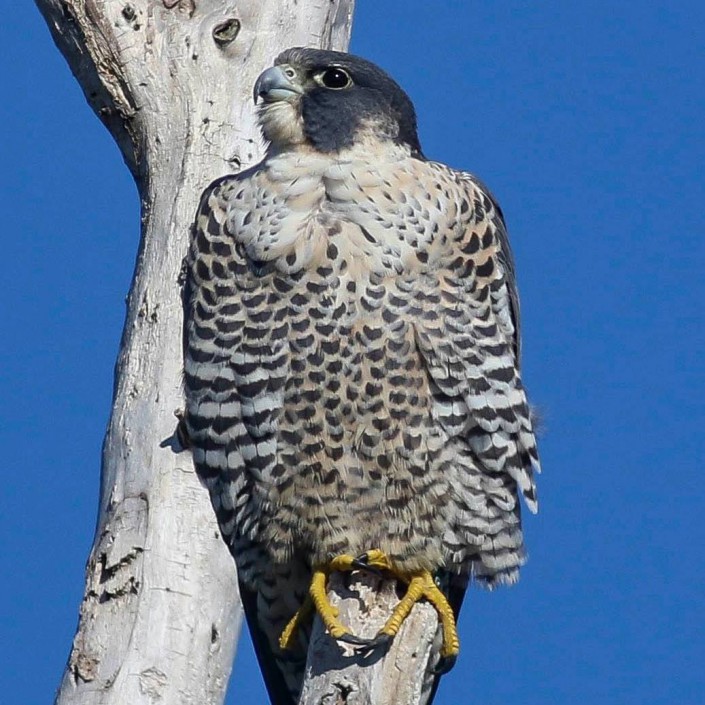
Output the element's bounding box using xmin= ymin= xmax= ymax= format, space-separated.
xmin=417 ymin=166 xmax=540 ymax=584
xmin=183 ymin=177 xmax=306 ymax=704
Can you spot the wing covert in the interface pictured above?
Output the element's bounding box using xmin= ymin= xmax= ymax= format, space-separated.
xmin=416 ymin=168 xmax=539 ymax=545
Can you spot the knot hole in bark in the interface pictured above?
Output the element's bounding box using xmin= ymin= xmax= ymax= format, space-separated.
xmin=121 ymin=5 xmax=142 ymax=31
xmin=213 ymin=19 xmax=241 ymax=48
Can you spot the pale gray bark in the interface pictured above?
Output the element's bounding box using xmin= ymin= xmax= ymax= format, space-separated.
xmin=36 ymin=2 xmax=354 ymax=704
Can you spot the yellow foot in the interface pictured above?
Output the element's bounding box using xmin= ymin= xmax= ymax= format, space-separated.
xmin=278 ymin=550 xmax=460 ymax=670
xmin=330 ymin=549 xmax=394 ymax=574
xmin=308 ymin=566 xmax=355 ymax=640
xmin=279 ymin=565 xmax=352 ymax=651
xmin=378 ymin=570 xmax=460 ymax=661
xmin=279 ymin=549 xmax=395 ymax=650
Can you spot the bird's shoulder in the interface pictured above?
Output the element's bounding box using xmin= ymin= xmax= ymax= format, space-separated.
xmin=416 ymin=159 xmax=522 ymax=362
xmin=194 ymin=167 xmax=262 ymax=223
xmin=187 ymin=165 xmax=273 ymax=270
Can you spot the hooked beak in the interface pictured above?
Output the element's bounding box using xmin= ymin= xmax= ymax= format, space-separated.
xmin=253 ymin=65 xmax=302 ymax=104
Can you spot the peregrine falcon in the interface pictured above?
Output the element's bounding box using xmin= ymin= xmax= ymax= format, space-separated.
xmin=182 ymin=47 xmax=540 ymax=704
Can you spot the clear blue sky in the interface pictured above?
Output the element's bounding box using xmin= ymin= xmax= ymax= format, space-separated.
xmin=2 ymin=2 xmax=703 ymax=704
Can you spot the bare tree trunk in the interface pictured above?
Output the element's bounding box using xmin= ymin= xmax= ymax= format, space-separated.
xmin=36 ymin=2 xmax=354 ymax=704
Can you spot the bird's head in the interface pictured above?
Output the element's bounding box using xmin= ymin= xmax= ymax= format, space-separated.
xmin=253 ymin=47 xmax=423 ymax=158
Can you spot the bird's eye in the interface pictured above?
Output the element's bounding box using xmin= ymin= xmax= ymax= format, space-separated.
xmin=317 ymin=67 xmax=352 ymax=90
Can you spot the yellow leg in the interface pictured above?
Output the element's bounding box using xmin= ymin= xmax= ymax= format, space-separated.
xmin=279 ymin=595 xmax=313 ymax=650
xmin=379 ymin=570 xmax=460 ymax=659
xmin=379 ymin=574 xmax=426 ymax=637
xmin=421 ymin=575 xmax=461 ymax=658
xmin=280 ymin=549 xmax=393 ymax=650
xmin=278 ymin=549 xmax=460 ymax=666
xmin=308 ymin=566 xmax=350 ymax=639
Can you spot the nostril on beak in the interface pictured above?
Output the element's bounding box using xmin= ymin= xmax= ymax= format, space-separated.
xmin=253 ymin=66 xmax=301 ymax=104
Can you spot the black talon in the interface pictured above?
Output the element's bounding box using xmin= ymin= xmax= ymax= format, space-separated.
xmin=174 ymin=410 xmax=191 ymax=450
xmin=350 ymin=552 xmax=383 ymax=577
xmin=367 ymin=632 xmax=394 ymax=649
xmin=336 ymin=632 xmax=376 ymax=646
xmin=336 ymin=631 xmax=393 ymax=651
xmin=433 ymin=653 xmax=457 ymax=675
